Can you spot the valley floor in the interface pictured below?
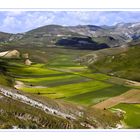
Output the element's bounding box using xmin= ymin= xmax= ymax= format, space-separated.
xmin=0 ymin=47 xmax=140 ymax=128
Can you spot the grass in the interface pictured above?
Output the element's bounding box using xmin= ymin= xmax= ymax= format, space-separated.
xmin=20 ymin=75 xmax=89 ymax=87
xmin=0 ymin=93 xmax=83 ymax=129
xmin=77 ymin=71 xmax=111 ymax=81
xmin=20 ymin=80 xmax=112 ymax=99
xmin=112 ymin=103 xmax=140 ymax=128
xmin=4 ymin=51 xmax=133 ymax=107
xmin=7 ymin=63 xmax=63 ymax=77
xmin=0 ymin=73 xmax=13 ymax=87
xmin=66 ymin=85 xmax=130 ymax=105
xmin=89 ymin=46 xmax=140 ymax=82
xmin=0 ymin=47 xmax=136 ymax=108
xmin=47 ymin=54 xmax=78 ymax=67
xmin=17 ymin=74 xmax=81 ymax=83
xmin=57 ymin=67 xmax=111 ymax=81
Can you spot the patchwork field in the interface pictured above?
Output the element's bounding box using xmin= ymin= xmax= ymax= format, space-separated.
xmin=0 ymin=47 xmax=134 ymax=108
xmin=93 ymin=89 xmax=140 ymax=109
xmin=6 ymin=61 xmax=132 ymax=106
xmin=66 ymin=85 xmax=130 ymax=105
xmin=19 ymin=80 xmax=112 ymax=99
xmin=0 ymin=47 xmax=139 ymax=128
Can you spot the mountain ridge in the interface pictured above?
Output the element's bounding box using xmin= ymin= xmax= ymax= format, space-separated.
xmin=1 ymin=22 xmax=140 ymax=49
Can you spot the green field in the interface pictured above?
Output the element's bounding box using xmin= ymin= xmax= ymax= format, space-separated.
xmin=12 ymin=63 xmax=131 ymax=106
xmin=112 ymin=103 xmax=140 ymax=128
xmin=17 ymin=74 xmax=89 ymax=87
xmin=7 ymin=63 xmax=63 ymax=77
xmin=67 ymin=85 xmax=130 ymax=105
xmin=20 ymin=80 xmax=112 ymax=99
xmin=0 ymin=47 xmax=135 ymax=108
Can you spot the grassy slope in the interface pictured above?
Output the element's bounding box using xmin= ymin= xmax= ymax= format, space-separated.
xmin=89 ymin=46 xmax=140 ymax=81
xmin=112 ymin=103 xmax=140 ymax=128
xmin=0 ymin=93 xmax=83 ymax=129
xmin=0 ymin=59 xmax=13 ymax=87
xmin=0 ymin=73 xmax=12 ymax=87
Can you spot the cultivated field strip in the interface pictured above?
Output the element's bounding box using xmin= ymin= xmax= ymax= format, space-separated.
xmin=66 ymin=85 xmax=130 ymax=105
xmin=15 ymin=65 xmax=131 ymax=106
xmin=93 ymin=89 xmax=140 ymax=109
xmin=7 ymin=62 xmax=136 ymax=107
xmin=17 ymin=73 xmax=90 ymax=87
xmin=20 ymin=80 xmax=112 ymax=99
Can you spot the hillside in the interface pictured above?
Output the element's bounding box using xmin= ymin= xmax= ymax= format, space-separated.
xmin=0 ymin=32 xmax=12 ymax=42
xmin=88 ymin=45 xmax=140 ymax=82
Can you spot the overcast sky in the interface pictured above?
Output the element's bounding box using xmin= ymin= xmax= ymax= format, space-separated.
xmin=0 ymin=11 xmax=140 ymax=33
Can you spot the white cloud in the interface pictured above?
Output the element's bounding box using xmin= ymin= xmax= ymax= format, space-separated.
xmin=0 ymin=11 xmax=140 ymax=33
xmin=0 ymin=11 xmax=56 ymax=33
xmin=1 ymin=15 xmax=22 ymax=32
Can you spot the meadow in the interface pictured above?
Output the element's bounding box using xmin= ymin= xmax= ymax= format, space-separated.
xmin=111 ymin=103 xmax=140 ymax=128
xmin=2 ymin=47 xmax=133 ymax=107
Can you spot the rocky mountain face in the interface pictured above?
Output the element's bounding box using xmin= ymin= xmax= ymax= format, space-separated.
xmin=1 ymin=22 xmax=140 ymax=49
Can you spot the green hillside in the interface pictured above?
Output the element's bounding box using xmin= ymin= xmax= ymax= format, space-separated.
xmin=89 ymin=46 xmax=140 ymax=82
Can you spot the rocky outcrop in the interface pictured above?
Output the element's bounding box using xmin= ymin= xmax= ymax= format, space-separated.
xmin=24 ymin=59 xmax=32 ymax=66
xmin=0 ymin=50 xmax=33 ymax=66
xmin=0 ymin=50 xmax=20 ymax=58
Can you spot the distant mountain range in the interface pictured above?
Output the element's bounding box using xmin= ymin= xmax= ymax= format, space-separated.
xmin=1 ymin=22 xmax=140 ymax=49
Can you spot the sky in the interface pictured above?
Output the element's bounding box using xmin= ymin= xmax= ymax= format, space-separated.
xmin=0 ymin=11 xmax=140 ymax=33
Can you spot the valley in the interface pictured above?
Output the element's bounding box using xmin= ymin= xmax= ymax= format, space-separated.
xmin=0 ymin=23 xmax=140 ymax=129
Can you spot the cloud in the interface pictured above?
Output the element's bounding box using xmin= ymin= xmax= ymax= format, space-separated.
xmin=0 ymin=11 xmax=140 ymax=33
xmin=0 ymin=11 xmax=56 ymax=33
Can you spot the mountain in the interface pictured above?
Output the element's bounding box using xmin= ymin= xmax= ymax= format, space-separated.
xmin=1 ymin=22 xmax=140 ymax=49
